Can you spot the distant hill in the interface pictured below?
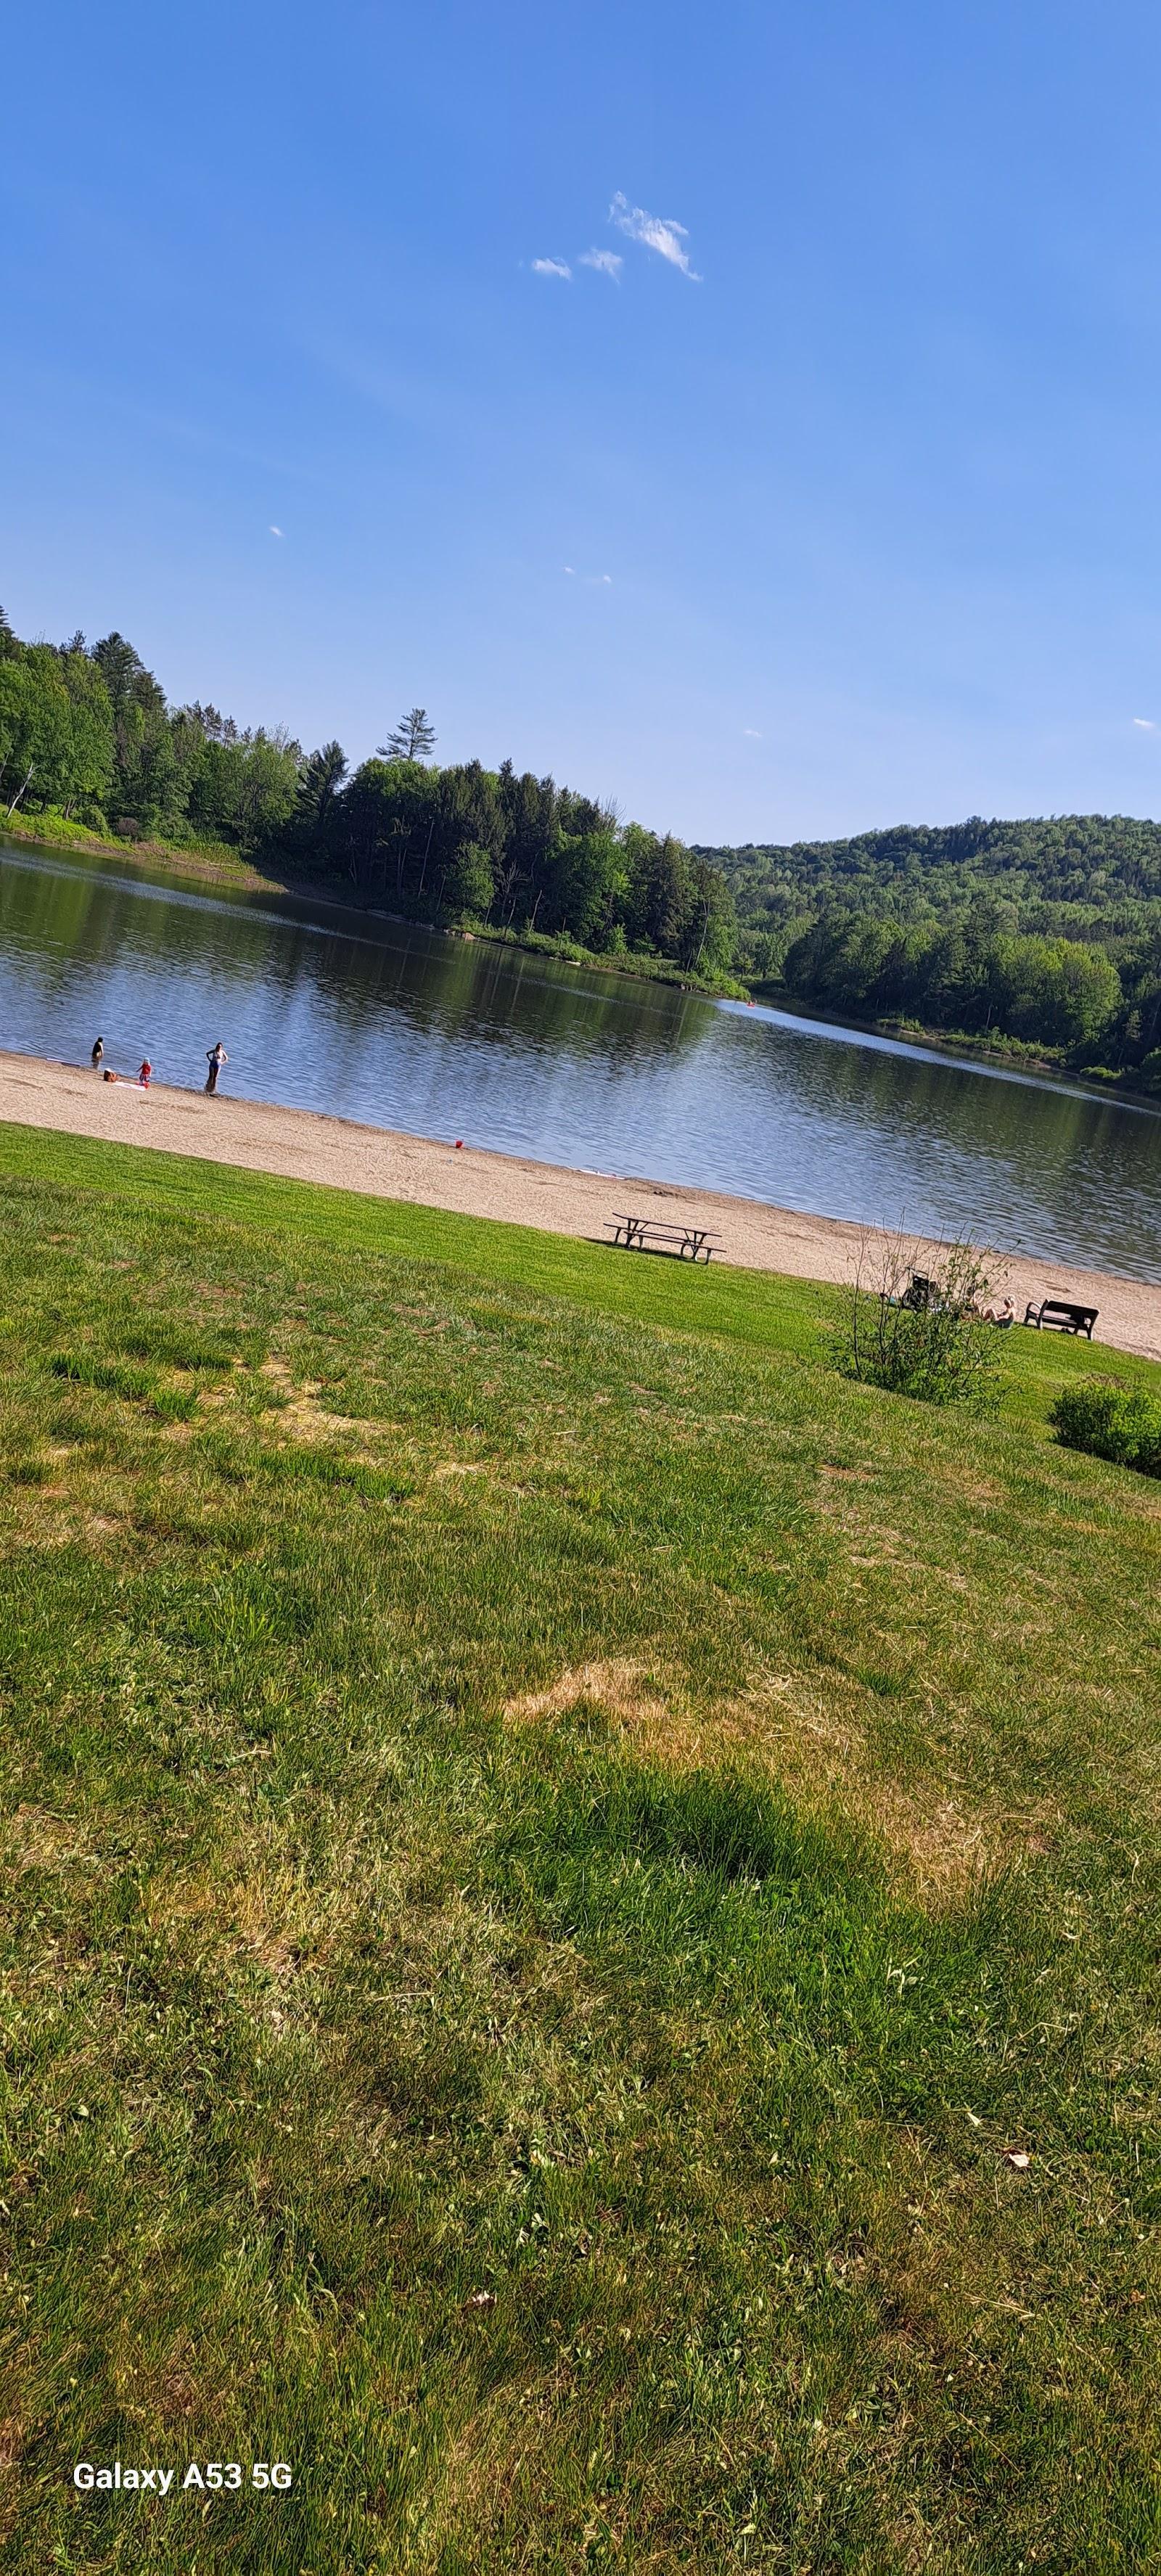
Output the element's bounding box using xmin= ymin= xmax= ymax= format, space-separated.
xmin=694 ymin=814 xmax=1161 ymax=942
xmin=692 ymin=816 xmax=1161 ymax=1083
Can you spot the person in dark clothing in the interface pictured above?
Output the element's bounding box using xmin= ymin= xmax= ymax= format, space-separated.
xmin=91 ymin=1038 xmax=104 ymax=1070
xmin=205 ymin=1042 xmax=228 ymax=1094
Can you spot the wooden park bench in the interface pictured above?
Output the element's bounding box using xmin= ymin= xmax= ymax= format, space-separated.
xmin=1023 ymin=1297 xmax=1099 ymax=1340
xmin=606 ymin=1212 xmax=723 ymax=1265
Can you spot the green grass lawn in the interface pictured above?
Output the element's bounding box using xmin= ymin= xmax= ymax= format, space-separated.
xmin=1 ymin=1124 xmax=1160 ymax=2574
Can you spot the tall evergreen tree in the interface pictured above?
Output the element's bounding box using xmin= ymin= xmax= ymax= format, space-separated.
xmin=296 ymin=741 xmax=348 ymax=831
xmin=377 ymin=708 xmax=436 ymax=762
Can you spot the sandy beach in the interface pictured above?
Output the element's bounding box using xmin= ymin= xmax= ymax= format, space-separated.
xmin=1 ymin=1046 xmax=1159 ymax=1362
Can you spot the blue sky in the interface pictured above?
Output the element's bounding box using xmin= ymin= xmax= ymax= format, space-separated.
xmin=5 ymin=0 xmax=1161 ymax=843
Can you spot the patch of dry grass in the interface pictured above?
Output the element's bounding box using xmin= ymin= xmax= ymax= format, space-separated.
xmin=504 ymin=1659 xmax=1059 ymax=1898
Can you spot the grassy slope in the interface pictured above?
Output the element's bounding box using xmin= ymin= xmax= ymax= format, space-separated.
xmin=1 ymin=811 xmax=265 ymax=890
xmin=1 ymin=1126 xmax=1160 ymax=2574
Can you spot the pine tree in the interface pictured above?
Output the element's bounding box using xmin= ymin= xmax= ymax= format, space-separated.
xmin=377 ymin=707 xmax=436 ymax=762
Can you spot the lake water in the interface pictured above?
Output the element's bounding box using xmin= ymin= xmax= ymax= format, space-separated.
xmin=1 ymin=837 xmax=1160 ymax=1280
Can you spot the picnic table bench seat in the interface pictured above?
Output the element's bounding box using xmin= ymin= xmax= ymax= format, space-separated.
xmin=1023 ymin=1297 xmax=1099 ymax=1339
xmin=606 ymin=1212 xmax=723 ymax=1264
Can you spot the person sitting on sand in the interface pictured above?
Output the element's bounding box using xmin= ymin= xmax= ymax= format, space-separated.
xmin=138 ymin=1059 xmax=152 ymax=1088
xmin=205 ymin=1042 xmax=228 ymax=1095
xmin=91 ymin=1038 xmax=104 ymax=1070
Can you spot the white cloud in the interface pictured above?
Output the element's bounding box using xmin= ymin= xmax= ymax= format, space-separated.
xmin=563 ymin=566 xmax=612 ymax=586
xmin=269 ymin=525 xmax=284 ymax=537
xmin=579 ymin=248 xmax=623 ymax=280
xmin=1133 ymin=715 xmax=1156 ymax=729
xmin=610 ymin=191 xmax=701 ymax=279
xmin=564 ymin=565 xmax=575 ymax=575
xmin=532 ymin=257 xmax=572 ymax=279
xmin=742 ymin=727 xmax=763 ymax=738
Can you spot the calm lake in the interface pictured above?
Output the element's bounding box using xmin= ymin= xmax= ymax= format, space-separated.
xmin=1 ymin=838 xmax=1160 ymax=1280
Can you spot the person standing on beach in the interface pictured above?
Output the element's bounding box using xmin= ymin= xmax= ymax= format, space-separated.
xmin=91 ymin=1038 xmax=104 ymax=1070
xmin=205 ymin=1042 xmax=228 ymax=1094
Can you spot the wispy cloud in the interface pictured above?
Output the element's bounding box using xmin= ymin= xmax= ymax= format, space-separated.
xmin=742 ymin=727 xmax=762 ymax=739
xmin=610 ymin=192 xmax=701 ymax=279
xmin=269 ymin=525 xmax=284 ymax=537
xmin=532 ymin=257 xmax=572 ymax=279
xmin=579 ymin=248 xmax=623 ymax=281
xmin=564 ymin=567 xmax=612 ymax=585
xmin=1133 ymin=715 xmax=1156 ymax=729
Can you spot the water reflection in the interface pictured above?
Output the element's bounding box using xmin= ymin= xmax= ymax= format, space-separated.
xmin=1 ymin=840 xmax=1159 ymax=1279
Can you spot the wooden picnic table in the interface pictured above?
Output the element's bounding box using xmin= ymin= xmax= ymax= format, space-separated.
xmin=606 ymin=1213 xmax=723 ymax=1264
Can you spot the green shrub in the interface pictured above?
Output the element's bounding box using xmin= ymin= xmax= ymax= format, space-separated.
xmin=833 ymin=1233 xmax=1002 ymax=1410
xmin=1050 ymin=1379 xmax=1161 ymax=1477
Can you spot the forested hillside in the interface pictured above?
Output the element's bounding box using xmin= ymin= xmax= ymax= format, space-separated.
xmin=700 ymin=817 xmax=1161 ymax=1086
xmin=0 ymin=611 xmax=735 ymax=981
xmin=6 ymin=594 xmax=1161 ymax=1073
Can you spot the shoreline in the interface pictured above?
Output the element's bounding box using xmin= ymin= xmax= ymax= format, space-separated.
xmin=7 ymin=823 xmax=1158 ymax=1080
xmin=0 ymin=821 xmax=740 ymax=999
xmin=749 ymin=988 xmax=1161 ymax=1112
xmin=1 ymin=1048 xmax=1159 ymax=1362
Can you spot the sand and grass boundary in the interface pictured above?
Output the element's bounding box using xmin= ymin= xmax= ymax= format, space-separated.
xmin=2 ymin=1046 xmax=1159 ymax=1363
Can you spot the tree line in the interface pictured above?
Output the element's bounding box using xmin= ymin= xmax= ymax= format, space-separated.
xmin=777 ymin=908 xmax=1144 ymax=1051
xmin=707 ymin=813 xmax=1161 ymax=927
xmin=702 ymin=815 xmax=1161 ymax=1085
xmin=6 ymin=598 xmax=1161 ymax=1065
xmin=0 ymin=613 xmax=736 ymax=979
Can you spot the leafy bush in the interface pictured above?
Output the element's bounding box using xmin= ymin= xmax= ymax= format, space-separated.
xmin=1050 ymin=1380 xmax=1161 ymax=1477
xmin=834 ymin=1233 xmax=1003 ymax=1410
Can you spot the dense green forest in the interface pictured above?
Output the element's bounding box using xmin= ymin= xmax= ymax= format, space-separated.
xmin=0 ymin=610 xmax=736 ymax=981
xmin=700 ymin=817 xmax=1161 ymax=1087
xmin=6 ymin=599 xmax=1161 ymax=1076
